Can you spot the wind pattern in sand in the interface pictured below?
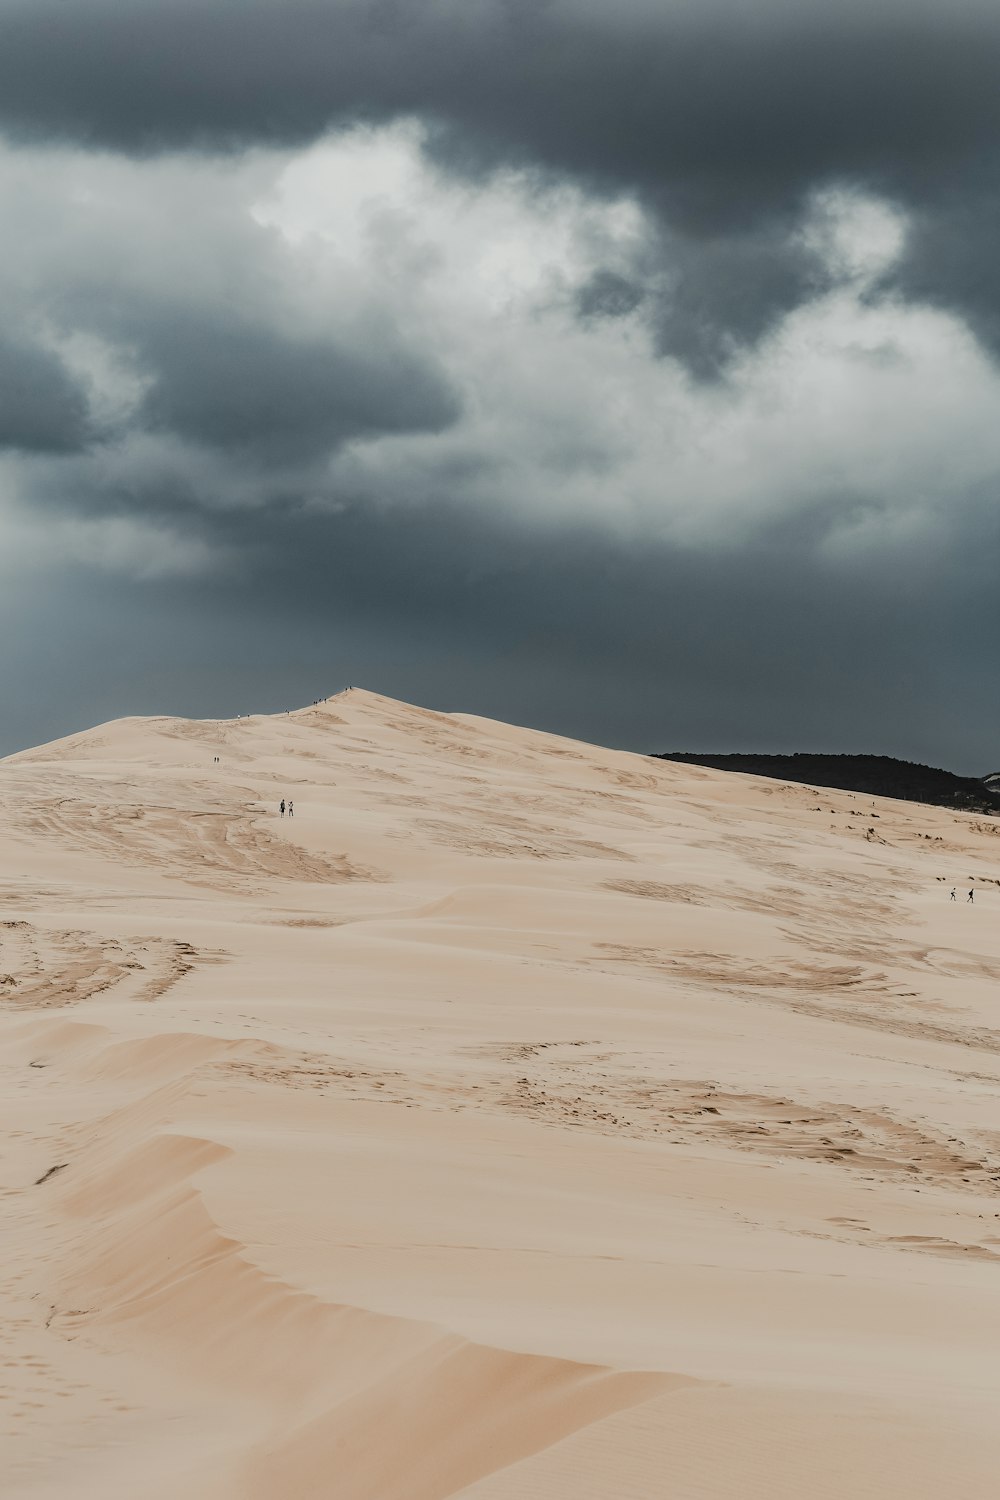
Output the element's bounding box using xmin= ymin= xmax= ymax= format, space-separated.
xmin=2 ymin=690 xmax=999 ymax=1498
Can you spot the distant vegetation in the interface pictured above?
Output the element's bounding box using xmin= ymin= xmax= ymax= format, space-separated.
xmin=652 ymin=752 xmax=1000 ymax=814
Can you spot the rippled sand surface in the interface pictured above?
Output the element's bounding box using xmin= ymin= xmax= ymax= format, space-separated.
xmin=2 ymin=689 xmax=999 ymax=1498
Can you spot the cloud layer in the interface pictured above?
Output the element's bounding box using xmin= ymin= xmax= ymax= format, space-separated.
xmin=0 ymin=2 xmax=998 ymax=767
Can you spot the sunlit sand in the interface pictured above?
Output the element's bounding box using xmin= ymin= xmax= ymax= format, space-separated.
xmin=2 ymin=689 xmax=999 ymax=1498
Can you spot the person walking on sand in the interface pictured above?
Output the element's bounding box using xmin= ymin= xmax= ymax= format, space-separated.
xmin=288 ymin=800 xmax=294 ymax=818
xmin=279 ymin=799 xmax=285 ymax=818
xmin=950 ymin=888 xmax=957 ymax=900
xmin=968 ymin=888 xmax=974 ymax=903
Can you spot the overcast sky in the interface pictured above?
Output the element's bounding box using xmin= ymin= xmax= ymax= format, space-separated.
xmin=1 ymin=0 xmax=999 ymax=769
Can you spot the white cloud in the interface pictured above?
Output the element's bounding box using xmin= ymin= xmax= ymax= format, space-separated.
xmin=251 ymin=119 xmax=645 ymax=317
xmin=250 ymin=129 xmax=1000 ymax=550
xmin=800 ymin=186 xmax=908 ymax=287
xmin=2 ymin=126 xmax=1000 ymax=579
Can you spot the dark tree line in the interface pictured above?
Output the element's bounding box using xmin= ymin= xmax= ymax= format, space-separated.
xmin=652 ymin=752 xmax=1000 ymax=814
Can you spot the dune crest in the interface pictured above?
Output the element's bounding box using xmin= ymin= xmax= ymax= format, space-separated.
xmin=2 ymin=691 xmax=1000 ymax=1497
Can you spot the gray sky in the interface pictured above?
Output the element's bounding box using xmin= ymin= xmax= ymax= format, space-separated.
xmin=1 ymin=0 xmax=999 ymax=769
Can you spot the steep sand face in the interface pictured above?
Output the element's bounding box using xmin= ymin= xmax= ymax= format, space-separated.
xmin=1 ymin=688 xmax=999 ymax=1498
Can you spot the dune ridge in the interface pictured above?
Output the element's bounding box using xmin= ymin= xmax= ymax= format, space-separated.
xmin=2 ymin=688 xmax=1000 ymax=1497
xmin=15 ymin=1017 xmax=673 ymax=1500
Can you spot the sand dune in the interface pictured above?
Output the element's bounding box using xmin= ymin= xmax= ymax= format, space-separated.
xmin=2 ymin=688 xmax=1000 ymax=1497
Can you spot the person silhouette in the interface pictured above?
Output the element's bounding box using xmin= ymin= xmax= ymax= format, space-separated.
xmin=279 ymin=799 xmax=285 ymax=817
xmin=967 ymin=888 xmax=974 ymax=903
xmin=288 ymin=800 xmax=294 ymax=818
xmin=950 ymin=888 xmax=957 ymax=901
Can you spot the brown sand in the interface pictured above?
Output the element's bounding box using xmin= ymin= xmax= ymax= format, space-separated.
xmin=1 ymin=688 xmax=999 ymax=1497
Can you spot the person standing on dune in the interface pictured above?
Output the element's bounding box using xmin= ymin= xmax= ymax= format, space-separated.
xmin=279 ymin=799 xmax=285 ymax=818
xmin=288 ymin=800 xmax=294 ymax=817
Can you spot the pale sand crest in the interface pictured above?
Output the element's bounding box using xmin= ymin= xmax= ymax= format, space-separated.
xmin=1 ymin=688 xmax=999 ymax=1497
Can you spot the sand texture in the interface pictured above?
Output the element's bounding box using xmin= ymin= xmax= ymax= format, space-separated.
xmin=2 ymin=689 xmax=999 ymax=1497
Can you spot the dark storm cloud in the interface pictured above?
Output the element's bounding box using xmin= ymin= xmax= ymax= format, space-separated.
xmin=649 ymin=220 xmax=830 ymax=378
xmin=0 ymin=333 xmax=91 ymax=452
xmin=891 ymin=178 xmax=1000 ymax=360
xmin=575 ymin=271 xmax=645 ymax=324
xmin=136 ymin=310 xmax=461 ymax=461
xmin=0 ymin=0 xmax=995 ymax=206
xmin=2 ymin=0 xmax=999 ymax=365
xmin=7 ymin=474 xmax=997 ymax=770
xmin=188 ymin=488 xmax=1000 ymax=774
xmin=575 ymin=213 xmax=830 ymax=375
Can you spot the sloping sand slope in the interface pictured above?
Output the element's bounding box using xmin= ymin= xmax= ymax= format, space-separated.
xmin=2 ymin=689 xmax=999 ymax=1497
